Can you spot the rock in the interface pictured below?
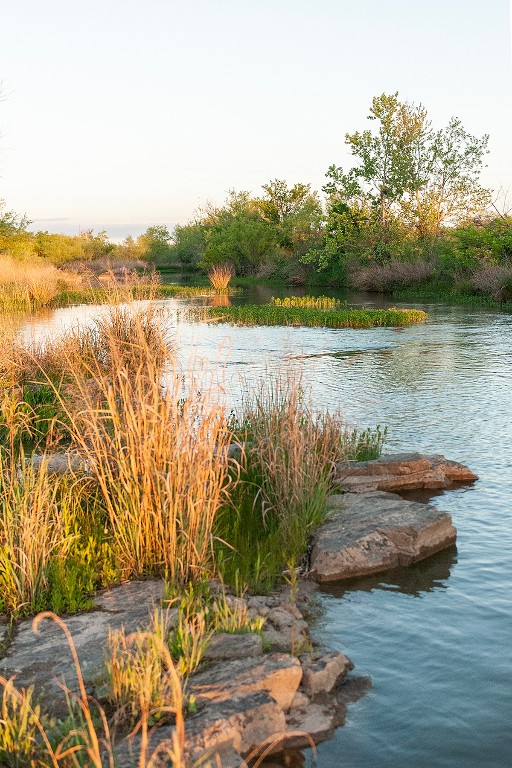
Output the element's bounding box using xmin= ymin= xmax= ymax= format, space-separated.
xmin=289 ymin=690 xmax=310 ymax=709
xmin=204 ymin=632 xmax=263 ymax=660
xmin=309 ymin=491 xmax=457 ymax=583
xmin=0 ymin=580 xmax=165 ymax=715
xmin=283 ymin=695 xmax=346 ymax=749
xmin=186 ymin=691 xmax=286 ymax=758
xmin=29 ymin=451 xmax=85 ymax=475
xmin=261 ymin=626 xmax=309 ymax=655
xmin=300 ymin=652 xmax=354 ymax=696
xmin=114 ymin=692 xmax=282 ymax=766
xmin=189 ymin=654 xmax=302 ymax=711
xmin=260 ymin=607 xmax=309 ymax=653
xmin=335 ymin=452 xmax=477 ymax=493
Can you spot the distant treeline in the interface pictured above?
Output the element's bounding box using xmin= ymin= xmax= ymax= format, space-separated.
xmin=2 ymin=93 xmax=512 ymax=302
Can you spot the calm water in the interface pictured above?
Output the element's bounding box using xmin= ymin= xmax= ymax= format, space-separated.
xmin=22 ymin=291 xmax=512 ymax=768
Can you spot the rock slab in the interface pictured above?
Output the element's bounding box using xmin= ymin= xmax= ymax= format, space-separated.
xmin=335 ymin=452 xmax=478 ymax=493
xmin=309 ymin=490 xmax=457 ymax=582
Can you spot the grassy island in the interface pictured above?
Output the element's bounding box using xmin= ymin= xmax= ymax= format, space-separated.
xmin=201 ymin=301 xmax=428 ymax=328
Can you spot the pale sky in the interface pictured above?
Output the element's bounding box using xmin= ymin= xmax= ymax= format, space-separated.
xmin=1 ymin=0 xmax=511 ymax=239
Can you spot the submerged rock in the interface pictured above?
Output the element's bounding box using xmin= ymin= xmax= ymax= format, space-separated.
xmin=309 ymin=490 xmax=457 ymax=583
xmin=335 ymin=452 xmax=478 ymax=493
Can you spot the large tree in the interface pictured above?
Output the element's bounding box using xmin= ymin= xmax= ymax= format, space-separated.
xmin=325 ymin=93 xmax=491 ymax=237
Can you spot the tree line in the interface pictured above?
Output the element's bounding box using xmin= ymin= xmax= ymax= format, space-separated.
xmin=2 ymin=93 xmax=512 ymax=299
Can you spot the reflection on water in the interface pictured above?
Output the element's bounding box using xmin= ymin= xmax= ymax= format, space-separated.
xmin=19 ymin=291 xmax=512 ymax=768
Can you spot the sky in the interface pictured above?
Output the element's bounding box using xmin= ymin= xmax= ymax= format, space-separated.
xmin=1 ymin=0 xmax=511 ymax=240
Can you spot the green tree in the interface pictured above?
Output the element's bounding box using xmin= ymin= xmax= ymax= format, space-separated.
xmin=136 ymin=225 xmax=172 ymax=262
xmin=325 ymin=93 xmax=491 ymax=237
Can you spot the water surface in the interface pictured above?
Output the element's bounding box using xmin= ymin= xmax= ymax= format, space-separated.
xmin=22 ymin=292 xmax=512 ymax=768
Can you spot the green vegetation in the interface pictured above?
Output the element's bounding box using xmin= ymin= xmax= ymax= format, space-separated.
xmin=2 ymin=87 xmax=512 ymax=306
xmin=197 ymin=303 xmax=428 ymax=329
xmin=271 ymin=294 xmax=345 ymax=310
xmin=0 ymin=298 xmax=388 ymax=764
xmin=215 ymin=374 xmax=385 ymax=591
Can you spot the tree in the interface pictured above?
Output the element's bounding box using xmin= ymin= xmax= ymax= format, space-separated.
xmin=257 ymin=179 xmax=323 ymax=257
xmin=137 ymin=225 xmax=172 ymax=262
xmin=325 ymin=93 xmax=491 ymax=237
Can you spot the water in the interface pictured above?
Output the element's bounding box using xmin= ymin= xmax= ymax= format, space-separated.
xmin=21 ymin=293 xmax=512 ymax=767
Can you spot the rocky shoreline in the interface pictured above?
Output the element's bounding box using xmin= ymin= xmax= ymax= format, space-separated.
xmin=0 ymin=453 xmax=478 ymax=766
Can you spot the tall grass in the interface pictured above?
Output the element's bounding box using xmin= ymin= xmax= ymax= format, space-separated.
xmin=208 ymin=264 xmax=234 ymax=291
xmin=216 ymin=371 xmax=377 ymax=589
xmin=53 ymin=306 xmax=233 ymax=585
xmin=0 ymin=456 xmax=73 ymax=616
xmin=0 ymin=255 xmax=81 ymax=314
xmin=1 ymin=612 xmax=187 ymax=768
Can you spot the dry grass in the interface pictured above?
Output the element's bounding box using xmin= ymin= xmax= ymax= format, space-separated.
xmin=106 ymin=608 xmax=181 ymax=728
xmin=0 ymin=255 xmax=81 ymax=313
xmin=0 ymin=612 xmax=187 ymax=768
xmin=51 ymin=305 xmax=233 ymax=585
xmin=208 ymin=264 xmax=234 ymax=291
xmin=349 ymin=259 xmax=436 ymax=292
xmin=470 ymin=264 xmax=512 ymax=301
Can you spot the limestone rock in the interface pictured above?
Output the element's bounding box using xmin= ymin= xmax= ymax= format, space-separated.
xmin=115 ymin=692 xmax=275 ymax=766
xmin=189 ymin=654 xmax=302 ymax=711
xmin=283 ymin=694 xmax=346 ymax=749
xmin=186 ymin=691 xmax=286 ymax=757
xmin=204 ymin=632 xmax=263 ymax=660
xmin=300 ymin=651 xmax=354 ymax=697
xmin=0 ymin=580 xmax=165 ymax=715
xmin=335 ymin=452 xmax=477 ymax=494
xmin=310 ymin=491 xmax=456 ymax=583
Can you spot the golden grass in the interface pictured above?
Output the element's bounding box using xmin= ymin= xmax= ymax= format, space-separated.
xmin=0 ymin=611 xmax=312 ymax=768
xmin=1 ymin=611 xmax=187 ymax=768
xmin=208 ymin=264 xmax=234 ymax=291
xmin=0 ymin=457 xmax=73 ymax=616
xmin=239 ymin=370 xmax=350 ymax=562
xmin=0 ymin=255 xmax=81 ymax=313
xmin=51 ymin=305 xmax=233 ymax=585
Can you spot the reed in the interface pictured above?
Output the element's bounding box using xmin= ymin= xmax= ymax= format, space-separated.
xmin=0 ymin=456 xmax=73 ymax=616
xmin=0 ymin=255 xmax=81 ymax=314
xmin=208 ymin=264 xmax=234 ymax=291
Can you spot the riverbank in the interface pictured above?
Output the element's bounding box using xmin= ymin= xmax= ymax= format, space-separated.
xmin=0 ymin=452 xmax=477 ymax=766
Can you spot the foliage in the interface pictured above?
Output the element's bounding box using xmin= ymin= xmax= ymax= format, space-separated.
xmin=325 ymin=92 xmax=490 ymax=236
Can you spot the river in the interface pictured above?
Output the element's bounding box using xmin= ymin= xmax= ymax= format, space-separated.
xmin=22 ymin=289 xmax=512 ymax=768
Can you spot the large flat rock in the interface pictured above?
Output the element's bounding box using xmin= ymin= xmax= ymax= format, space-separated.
xmin=0 ymin=580 xmax=165 ymax=714
xmin=335 ymin=452 xmax=478 ymax=493
xmin=309 ymin=491 xmax=457 ymax=583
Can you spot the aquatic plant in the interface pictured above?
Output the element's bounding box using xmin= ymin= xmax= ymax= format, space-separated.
xmin=196 ymin=303 xmax=428 ymax=328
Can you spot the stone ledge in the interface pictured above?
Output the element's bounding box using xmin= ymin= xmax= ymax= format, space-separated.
xmin=335 ymin=452 xmax=478 ymax=493
xmin=310 ymin=490 xmax=457 ymax=583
